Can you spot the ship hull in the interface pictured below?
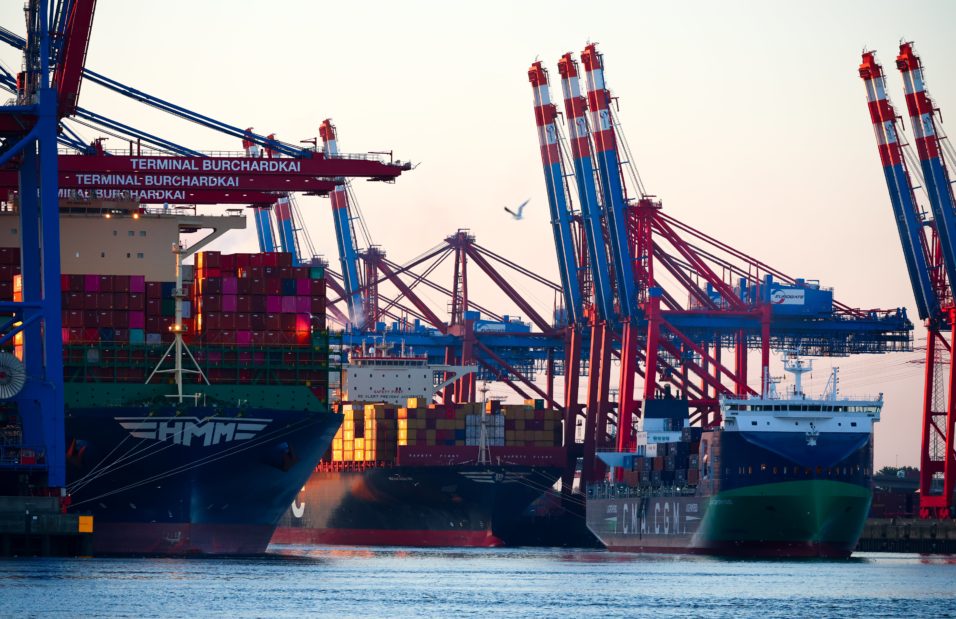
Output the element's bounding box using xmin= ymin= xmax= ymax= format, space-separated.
xmin=65 ymin=406 xmax=341 ymax=555
xmin=587 ymin=480 xmax=872 ymax=558
xmin=272 ymin=464 xmax=563 ymax=547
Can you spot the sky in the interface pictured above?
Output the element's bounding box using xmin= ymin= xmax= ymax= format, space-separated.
xmin=3 ymin=0 xmax=956 ymax=468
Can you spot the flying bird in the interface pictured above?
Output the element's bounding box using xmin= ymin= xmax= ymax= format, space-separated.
xmin=504 ymin=198 xmax=530 ymax=220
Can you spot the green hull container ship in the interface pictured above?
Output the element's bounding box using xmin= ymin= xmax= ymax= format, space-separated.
xmin=587 ymin=356 xmax=881 ymax=558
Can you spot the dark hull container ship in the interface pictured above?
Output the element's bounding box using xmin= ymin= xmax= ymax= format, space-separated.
xmin=1 ymin=206 xmax=340 ymax=555
xmin=272 ymin=350 xmax=566 ymax=547
xmin=587 ymin=356 xmax=881 ymax=558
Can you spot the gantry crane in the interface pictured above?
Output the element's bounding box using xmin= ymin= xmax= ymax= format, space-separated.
xmin=531 ymin=43 xmax=913 ymax=491
xmin=860 ymin=44 xmax=955 ymax=519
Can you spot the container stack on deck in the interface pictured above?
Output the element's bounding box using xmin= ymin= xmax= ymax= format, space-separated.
xmin=5 ymin=249 xmax=330 ymax=399
xmin=329 ymin=399 xmax=562 ymax=465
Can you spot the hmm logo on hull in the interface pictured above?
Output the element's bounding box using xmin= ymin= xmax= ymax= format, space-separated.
xmin=116 ymin=417 xmax=271 ymax=447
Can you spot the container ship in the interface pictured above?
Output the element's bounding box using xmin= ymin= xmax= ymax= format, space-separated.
xmin=586 ymin=355 xmax=881 ymax=558
xmin=271 ymin=348 xmax=566 ymax=547
xmin=0 ymin=201 xmax=340 ymax=554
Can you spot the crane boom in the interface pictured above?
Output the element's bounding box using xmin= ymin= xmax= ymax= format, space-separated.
xmin=319 ymin=119 xmax=364 ymax=327
xmin=242 ymin=129 xmax=277 ymax=252
xmin=557 ymin=53 xmax=615 ymax=322
xmin=528 ymin=62 xmax=584 ymax=325
xmin=896 ymin=43 xmax=956 ymax=301
xmin=580 ymin=43 xmax=638 ymax=319
xmin=858 ymin=51 xmax=939 ymax=320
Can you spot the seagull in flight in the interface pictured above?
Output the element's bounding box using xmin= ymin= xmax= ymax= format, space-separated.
xmin=504 ymin=198 xmax=530 ymax=220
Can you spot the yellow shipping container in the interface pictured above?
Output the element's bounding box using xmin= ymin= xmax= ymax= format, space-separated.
xmin=332 ymin=438 xmax=343 ymax=450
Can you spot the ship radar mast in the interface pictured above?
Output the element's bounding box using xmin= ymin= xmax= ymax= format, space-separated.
xmin=146 ymin=242 xmax=210 ymax=402
xmin=782 ymin=351 xmax=813 ymax=399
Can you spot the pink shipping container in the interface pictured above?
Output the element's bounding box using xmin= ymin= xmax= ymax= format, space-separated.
xmin=223 ymin=277 xmax=238 ymax=294
xmin=266 ymin=296 xmax=281 ymax=313
xmin=295 ymin=297 xmax=310 ymax=313
xmin=130 ymin=275 xmax=146 ymax=293
xmin=235 ymin=331 xmax=252 ymax=345
xmin=222 ymin=295 xmax=238 ymax=312
xmin=280 ymin=296 xmax=296 ymax=313
xmin=129 ymin=312 xmax=145 ymax=329
xmin=84 ymin=274 xmax=99 ymax=292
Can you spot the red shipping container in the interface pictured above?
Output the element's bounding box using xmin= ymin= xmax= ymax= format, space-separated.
xmin=249 ymin=278 xmax=266 ymax=295
xmin=236 ymin=295 xmax=252 ymax=312
xmin=280 ymin=313 xmax=296 ymax=331
xmin=235 ymin=253 xmax=250 ymax=270
xmin=202 ymin=277 xmax=222 ymax=295
xmin=68 ymin=310 xmax=84 ymax=328
xmin=83 ymin=292 xmax=97 ymax=309
xmin=113 ymin=293 xmax=129 ymax=310
xmin=250 ymin=313 xmax=266 ymax=330
xmin=146 ymin=281 xmax=162 ymax=299
xmin=83 ymin=328 xmax=99 ymax=341
xmin=60 ymin=273 xmax=71 ymax=291
xmin=220 ymin=313 xmax=236 ymax=329
xmin=279 ymin=266 xmax=293 ymax=279
xmin=99 ymin=293 xmax=115 ymax=310
xmin=311 ymin=298 xmax=325 ymax=314
xmin=205 ymin=313 xmax=221 ymax=330
xmin=128 ymin=293 xmax=145 ymax=311
xmin=0 ymin=247 xmax=17 ymax=264
xmin=61 ymin=328 xmax=71 ymax=343
xmin=201 ymin=294 xmax=221 ymax=312
xmin=250 ymin=295 xmax=266 ymax=313
xmin=235 ymin=313 xmax=251 ymax=329
xmin=265 ymin=279 xmax=281 ymax=296
xmin=221 ymin=254 xmax=236 ymax=272
xmin=83 ymin=310 xmax=98 ymax=327
xmin=113 ymin=275 xmax=130 ymax=293
xmin=251 ymin=331 xmax=268 ymax=345
xmin=64 ymin=291 xmax=83 ymax=309
xmin=98 ymin=275 xmax=113 ymax=292
xmin=197 ymin=251 xmax=221 ymax=269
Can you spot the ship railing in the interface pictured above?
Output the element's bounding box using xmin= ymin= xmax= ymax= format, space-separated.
xmin=60 ymin=148 xmax=391 ymax=163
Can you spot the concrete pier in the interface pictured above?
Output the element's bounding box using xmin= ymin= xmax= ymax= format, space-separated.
xmin=857 ymin=518 xmax=956 ymax=554
xmin=0 ymin=496 xmax=93 ymax=556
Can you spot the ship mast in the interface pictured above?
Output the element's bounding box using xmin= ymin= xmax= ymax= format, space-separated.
xmin=146 ymin=242 xmax=210 ymax=402
xmin=782 ymin=353 xmax=812 ymax=399
xmin=478 ymin=383 xmax=490 ymax=465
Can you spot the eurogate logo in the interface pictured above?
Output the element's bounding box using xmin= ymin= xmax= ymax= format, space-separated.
xmin=116 ymin=417 xmax=272 ymax=447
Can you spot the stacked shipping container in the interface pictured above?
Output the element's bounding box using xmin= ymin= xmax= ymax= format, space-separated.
xmin=329 ymin=399 xmax=563 ymax=465
xmin=5 ymin=249 xmax=330 ymax=396
xmin=618 ymin=426 xmax=704 ymax=488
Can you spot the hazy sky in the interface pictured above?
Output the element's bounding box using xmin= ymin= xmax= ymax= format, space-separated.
xmin=3 ymin=1 xmax=956 ymax=468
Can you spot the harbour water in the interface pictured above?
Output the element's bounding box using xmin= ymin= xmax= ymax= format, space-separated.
xmin=1 ymin=547 xmax=955 ymax=618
